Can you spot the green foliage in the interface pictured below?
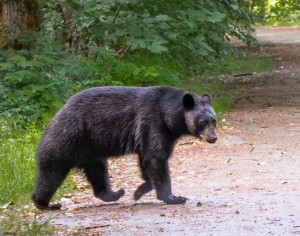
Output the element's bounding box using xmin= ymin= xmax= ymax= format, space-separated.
xmin=0 ymin=47 xmax=71 ymax=122
xmin=252 ymin=0 xmax=300 ymax=24
xmin=90 ymin=49 xmax=181 ymax=87
xmin=0 ymin=41 xmax=182 ymax=122
xmin=1 ymin=0 xmax=256 ymax=122
xmin=42 ymin=0 xmax=255 ymax=67
xmin=80 ymin=49 xmax=179 ymax=87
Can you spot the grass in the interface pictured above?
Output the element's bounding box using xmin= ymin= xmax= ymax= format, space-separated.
xmin=0 ymin=121 xmax=76 ymax=205
xmin=258 ymin=19 xmax=300 ymax=26
xmin=0 ymin=119 xmax=76 ymax=235
xmin=217 ymin=55 xmax=273 ymax=76
xmin=255 ymin=17 xmax=300 ymax=26
xmin=180 ymin=55 xmax=273 ymax=116
xmin=0 ymin=124 xmax=38 ymax=204
xmin=179 ymin=76 xmax=237 ymax=116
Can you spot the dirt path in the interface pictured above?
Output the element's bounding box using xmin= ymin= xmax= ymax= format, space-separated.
xmin=38 ymin=27 xmax=300 ymax=235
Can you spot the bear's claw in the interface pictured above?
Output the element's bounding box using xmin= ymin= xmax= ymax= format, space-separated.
xmin=32 ymin=194 xmax=62 ymax=210
xmin=159 ymin=195 xmax=188 ymax=205
xmin=97 ymin=188 xmax=125 ymax=202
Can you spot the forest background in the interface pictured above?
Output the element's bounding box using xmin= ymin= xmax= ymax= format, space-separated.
xmin=1 ymin=0 xmax=298 ymax=123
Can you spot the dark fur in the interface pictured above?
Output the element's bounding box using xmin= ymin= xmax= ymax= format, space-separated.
xmin=32 ymin=86 xmax=217 ymax=210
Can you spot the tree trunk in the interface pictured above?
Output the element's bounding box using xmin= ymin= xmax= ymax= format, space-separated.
xmin=0 ymin=0 xmax=40 ymax=52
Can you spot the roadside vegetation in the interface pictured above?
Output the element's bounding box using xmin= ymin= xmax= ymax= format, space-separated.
xmin=0 ymin=0 xmax=293 ymax=234
xmin=252 ymin=0 xmax=300 ymax=25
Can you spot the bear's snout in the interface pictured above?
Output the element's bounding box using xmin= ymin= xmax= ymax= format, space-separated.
xmin=202 ymin=127 xmax=217 ymax=144
xmin=206 ymin=135 xmax=217 ymax=144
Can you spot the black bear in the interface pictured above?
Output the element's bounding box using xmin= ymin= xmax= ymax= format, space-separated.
xmin=32 ymin=86 xmax=217 ymax=210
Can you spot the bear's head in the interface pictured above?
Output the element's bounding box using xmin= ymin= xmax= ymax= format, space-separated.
xmin=183 ymin=93 xmax=217 ymax=143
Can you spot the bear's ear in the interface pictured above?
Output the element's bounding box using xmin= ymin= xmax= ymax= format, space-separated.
xmin=202 ymin=94 xmax=212 ymax=104
xmin=183 ymin=93 xmax=195 ymax=110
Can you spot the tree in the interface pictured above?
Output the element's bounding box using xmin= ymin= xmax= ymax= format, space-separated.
xmin=42 ymin=0 xmax=255 ymax=60
xmin=0 ymin=0 xmax=256 ymax=121
xmin=0 ymin=0 xmax=40 ymax=52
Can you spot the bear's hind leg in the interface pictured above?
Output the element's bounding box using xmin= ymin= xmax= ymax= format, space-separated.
xmin=84 ymin=160 xmax=125 ymax=202
xmin=134 ymin=181 xmax=153 ymax=201
xmin=32 ymin=166 xmax=70 ymax=210
xmin=134 ymin=155 xmax=153 ymax=201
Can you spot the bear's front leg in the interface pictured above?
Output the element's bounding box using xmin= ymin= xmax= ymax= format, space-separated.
xmin=144 ymin=158 xmax=188 ymax=205
xmin=155 ymin=177 xmax=188 ymax=204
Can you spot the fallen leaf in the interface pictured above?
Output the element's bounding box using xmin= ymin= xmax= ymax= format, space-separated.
xmin=68 ymin=206 xmax=80 ymax=212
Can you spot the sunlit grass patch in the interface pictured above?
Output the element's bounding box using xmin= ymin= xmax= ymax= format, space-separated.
xmin=0 ymin=120 xmax=77 ymax=206
xmin=0 ymin=120 xmax=78 ymax=235
xmin=218 ymin=55 xmax=273 ymax=75
xmin=0 ymin=124 xmax=40 ymax=204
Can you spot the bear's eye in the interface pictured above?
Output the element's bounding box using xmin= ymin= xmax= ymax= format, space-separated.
xmin=198 ymin=120 xmax=208 ymax=127
xmin=212 ymin=119 xmax=217 ymax=126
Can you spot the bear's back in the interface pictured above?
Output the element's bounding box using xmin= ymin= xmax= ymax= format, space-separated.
xmin=66 ymin=86 xmax=182 ymax=119
xmin=48 ymin=86 xmax=182 ymax=157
